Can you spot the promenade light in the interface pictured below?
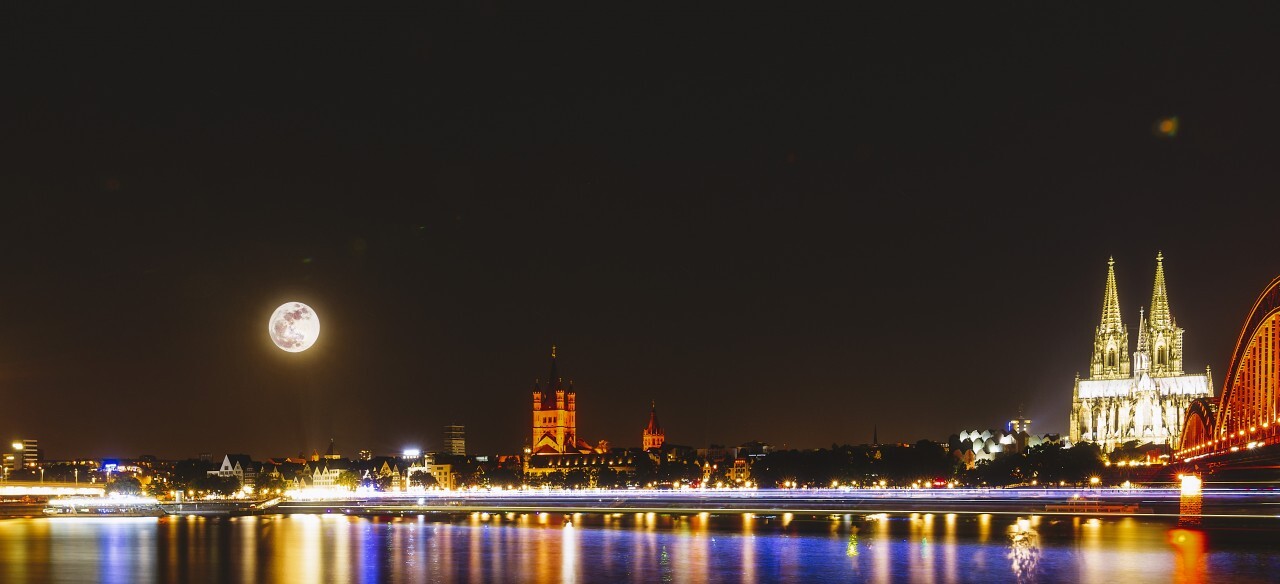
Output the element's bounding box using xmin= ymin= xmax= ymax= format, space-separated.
xmin=1089 ymin=477 xmax=1100 ymax=486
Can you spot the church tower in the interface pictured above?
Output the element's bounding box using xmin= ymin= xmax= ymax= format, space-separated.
xmin=642 ymin=401 xmax=665 ymax=451
xmin=1090 ymin=257 xmax=1131 ymax=379
xmin=1145 ymin=252 xmax=1185 ymax=375
xmin=531 ymin=346 xmax=581 ymax=454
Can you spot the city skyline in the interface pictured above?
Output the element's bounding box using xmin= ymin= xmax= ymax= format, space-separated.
xmin=4 ymin=8 xmax=1280 ymax=458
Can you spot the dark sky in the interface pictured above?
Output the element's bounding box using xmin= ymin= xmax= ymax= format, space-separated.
xmin=3 ymin=6 xmax=1279 ymax=459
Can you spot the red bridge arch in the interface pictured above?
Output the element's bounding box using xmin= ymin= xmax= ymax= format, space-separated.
xmin=1178 ymin=276 xmax=1280 ymax=461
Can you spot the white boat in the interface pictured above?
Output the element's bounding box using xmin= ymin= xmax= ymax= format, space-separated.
xmin=44 ymin=496 xmax=164 ymax=517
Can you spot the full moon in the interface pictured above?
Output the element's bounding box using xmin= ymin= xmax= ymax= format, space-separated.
xmin=268 ymin=302 xmax=320 ymax=352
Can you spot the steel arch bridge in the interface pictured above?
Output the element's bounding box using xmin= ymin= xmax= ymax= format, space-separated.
xmin=1177 ymin=275 xmax=1280 ymax=463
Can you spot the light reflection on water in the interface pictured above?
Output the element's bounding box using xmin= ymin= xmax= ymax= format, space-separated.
xmin=0 ymin=512 xmax=1278 ymax=583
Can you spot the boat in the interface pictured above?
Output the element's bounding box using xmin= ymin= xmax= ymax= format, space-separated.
xmin=1043 ymin=498 xmax=1144 ymax=513
xmin=44 ymin=496 xmax=164 ymax=517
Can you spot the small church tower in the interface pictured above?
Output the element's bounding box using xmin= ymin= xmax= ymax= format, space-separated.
xmin=642 ymin=401 xmax=665 ymax=451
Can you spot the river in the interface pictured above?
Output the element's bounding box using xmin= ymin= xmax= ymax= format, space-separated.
xmin=0 ymin=512 xmax=1276 ymax=583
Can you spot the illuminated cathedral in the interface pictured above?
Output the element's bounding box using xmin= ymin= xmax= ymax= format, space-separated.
xmin=1069 ymin=253 xmax=1213 ymax=452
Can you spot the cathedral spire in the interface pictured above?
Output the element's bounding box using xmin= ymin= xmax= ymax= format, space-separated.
xmin=1149 ymin=252 xmax=1172 ymax=329
xmin=548 ymin=345 xmax=560 ymax=388
xmin=1136 ymin=307 xmax=1148 ymax=353
xmin=1091 ymin=256 xmax=1130 ymax=379
xmin=1100 ymin=256 xmax=1123 ymax=333
xmin=645 ymin=401 xmax=661 ymax=433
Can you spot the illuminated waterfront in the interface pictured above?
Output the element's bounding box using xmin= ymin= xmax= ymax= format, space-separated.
xmin=1 ymin=511 xmax=1278 ymax=583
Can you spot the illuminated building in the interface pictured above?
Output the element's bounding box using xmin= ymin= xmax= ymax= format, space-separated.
xmin=444 ymin=425 xmax=466 ymax=456
xmin=3 ymin=439 xmax=41 ymax=474
xmin=1069 ymin=254 xmax=1212 ymax=452
xmin=430 ymin=463 xmax=456 ymax=490
xmin=953 ymin=427 xmax=1065 ymax=469
xmin=207 ymin=454 xmax=257 ymax=488
xmin=728 ymin=459 xmax=751 ymax=484
xmin=522 ymin=452 xmax=637 ymax=482
xmin=642 ymin=402 xmax=665 ymax=451
xmin=531 ymin=346 xmax=595 ymax=455
xmin=305 ymin=458 xmax=348 ymax=489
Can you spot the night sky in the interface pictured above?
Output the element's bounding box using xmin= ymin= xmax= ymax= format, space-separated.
xmin=3 ymin=6 xmax=1279 ymax=459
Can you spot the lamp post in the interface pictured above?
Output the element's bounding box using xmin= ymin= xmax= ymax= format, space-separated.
xmin=39 ymin=467 xmax=44 ymax=483
xmin=74 ymin=468 xmax=79 ymax=485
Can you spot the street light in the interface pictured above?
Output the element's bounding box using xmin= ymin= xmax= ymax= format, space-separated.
xmin=39 ymin=467 xmax=44 ymax=483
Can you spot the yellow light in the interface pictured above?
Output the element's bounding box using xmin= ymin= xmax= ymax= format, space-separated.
xmin=11 ymin=442 xmax=22 ymax=451
xmin=1180 ymin=474 xmax=1202 ymax=496
xmin=1089 ymin=477 xmax=1100 ymax=485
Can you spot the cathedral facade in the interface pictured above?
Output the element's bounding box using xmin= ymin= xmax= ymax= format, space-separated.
xmin=1069 ymin=254 xmax=1213 ymax=452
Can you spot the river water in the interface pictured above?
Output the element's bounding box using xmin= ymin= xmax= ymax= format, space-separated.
xmin=0 ymin=512 xmax=1276 ymax=583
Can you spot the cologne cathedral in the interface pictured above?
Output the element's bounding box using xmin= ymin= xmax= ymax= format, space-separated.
xmin=1069 ymin=253 xmax=1213 ymax=452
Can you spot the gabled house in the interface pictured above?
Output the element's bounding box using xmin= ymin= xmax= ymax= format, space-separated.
xmin=207 ymin=454 xmax=257 ymax=488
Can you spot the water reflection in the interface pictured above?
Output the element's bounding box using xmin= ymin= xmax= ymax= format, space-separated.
xmin=1007 ymin=517 xmax=1040 ymax=584
xmin=0 ymin=512 xmax=1277 ymax=583
xmin=562 ymin=521 xmax=577 ymax=584
xmin=1167 ymin=528 xmax=1206 ymax=584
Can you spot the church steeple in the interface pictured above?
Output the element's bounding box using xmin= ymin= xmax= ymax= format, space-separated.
xmin=1149 ymin=252 xmax=1172 ymax=330
xmin=1136 ymin=307 xmax=1149 ymax=353
xmin=645 ymin=401 xmax=661 ymax=433
xmin=1145 ymin=252 xmax=1185 ymax=374
xmin=548 ymin=345 xmax=560 ymax=390
xmin=1134 ymin=307 xmax=1151 ymax=374
xmin=1091 ymin=257 xmax=1130 ymax=379
xmin=642 ymin=400 xmax=665 ymax=450
xmin=1100 ymin=257 xmax=1123 ymax=332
